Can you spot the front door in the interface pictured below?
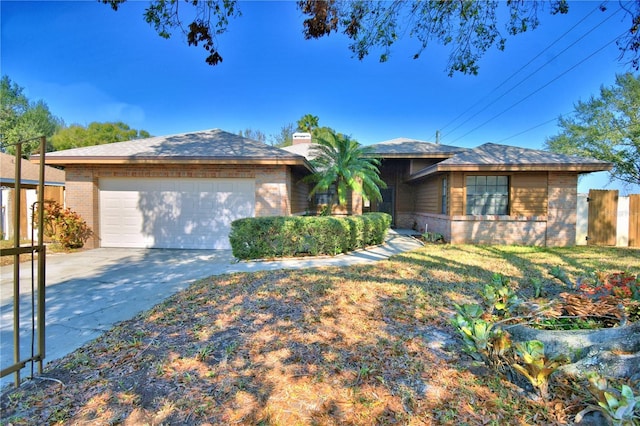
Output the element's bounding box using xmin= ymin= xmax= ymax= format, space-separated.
xmin=378 ymin=187 xmax=395 ymax=226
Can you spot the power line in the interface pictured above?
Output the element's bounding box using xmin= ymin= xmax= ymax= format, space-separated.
xmin=499 ymin=104 xmax=638 ymax=144
xmin=437 ymin=3 xmax=605 ymax=137
xmin=449 ymin=32 xmax=625 ymax=144
xmin=442 ymin=5 xmax=622 ymax=141
xmin=496 ymin=115 xmax=566 ymax=143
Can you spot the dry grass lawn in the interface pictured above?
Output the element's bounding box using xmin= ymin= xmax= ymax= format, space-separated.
xmin=1 ymin=244 xmax=639 ymax=425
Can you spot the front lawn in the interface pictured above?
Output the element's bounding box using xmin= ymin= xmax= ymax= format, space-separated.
xmin=1 ymin=245 xmax=638 ymax=425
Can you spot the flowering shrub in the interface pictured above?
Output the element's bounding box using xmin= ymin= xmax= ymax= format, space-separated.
xmin=40 ymin=202 xmax=93 ymax=249
xmin=578 ymin=272 xmax=639 ymax=301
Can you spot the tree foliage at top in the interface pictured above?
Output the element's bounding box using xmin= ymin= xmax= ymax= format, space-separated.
xmin=295 ymin=114 xmax=337 ymax=144
xmin=102 ymin=0 xmax=241 ymax=66
xmin=238 ymin=128 xmax=266 ymax=142
xmin=49 ymin=122 xmax=152 ymax=151
xmin=297 ymin=114 xmax=320 ymax=133
xmin=305 ymin=129 xmax=387 ymax=210
xmin=102 ymin=0 xmax=640 ymax=76
xmin=269 ymin=123 xmax=296 ymax=147
xmin=545 ymin=73 xmax=640 ymax=186
xmin=1 ymin=76 xmax=63 ymax=157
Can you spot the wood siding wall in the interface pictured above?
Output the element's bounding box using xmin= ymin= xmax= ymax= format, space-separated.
xmin=409 ymin=159 xmax=440 ymax=175
xmin=511 ymin=172 xmax=548 ymax=216
xmin=414 ymin=174 xmax=448 ymax=214
xmin=414 ymin=176 xmax=439 ymax=213
xmin=289 ymin=169 xmax=309 ymax=215
xmin=450 ymin=172 xmax=465 ymax=216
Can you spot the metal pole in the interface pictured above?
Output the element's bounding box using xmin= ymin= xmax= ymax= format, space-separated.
xmin=12 ymin=143 xmax=22 ymax=387
xmin=37 ymin=137 xmax=46 ymax=374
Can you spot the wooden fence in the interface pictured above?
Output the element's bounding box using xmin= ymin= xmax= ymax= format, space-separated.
xmin=577 ymin=191 xmax=639 ymax=247
xmin=630 ymin=194 xmax=639 ymax=247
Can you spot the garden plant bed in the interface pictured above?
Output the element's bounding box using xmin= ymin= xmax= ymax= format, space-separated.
xmin=1 ymin=245 xmax=639 ymax=425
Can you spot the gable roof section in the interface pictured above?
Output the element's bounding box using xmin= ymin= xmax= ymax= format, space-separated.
xmin=368 ymin=138 xmax=468 ymax=158
xmin=0 ymin=152 xmax=65 ymax=187
xmin=408 ymin=142 xmax=613 ymax=181
xmin=36 ymin=129 xmax=312 ymax=170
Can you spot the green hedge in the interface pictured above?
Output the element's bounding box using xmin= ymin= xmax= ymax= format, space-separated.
xmin=229 ymin=212 xmax=392 ymax=260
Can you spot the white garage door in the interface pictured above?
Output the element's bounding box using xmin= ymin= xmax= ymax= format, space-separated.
xmin=99 ymin=178 xmax=255 ymax=249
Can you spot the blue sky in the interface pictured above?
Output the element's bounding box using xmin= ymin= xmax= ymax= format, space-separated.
xmin=1 ymin=0 xmax=638 ymax=194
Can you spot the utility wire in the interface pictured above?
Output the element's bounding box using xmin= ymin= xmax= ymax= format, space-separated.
xmin=437 ymin=2 xmax=605 ymax=138
xmin=442 ymin=5 xmax=622 ymax=141
xmin=449 ymin=32 xmax=625 ymax=144
xmin=498 ymin=105 xmax=638 ymax=144
xmin=496 ymin=115 xmax=566 ymax=143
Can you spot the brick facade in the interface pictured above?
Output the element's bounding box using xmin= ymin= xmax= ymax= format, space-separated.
xmin=545 ymin=172 xmax=577 ymax=246
xmin=404 ymin=171 xmax=579 ymax=246
xmin=449 ymin=215 xmax=548 ymax=245
xmin=65 ymin=164 xmax=297 ymax=248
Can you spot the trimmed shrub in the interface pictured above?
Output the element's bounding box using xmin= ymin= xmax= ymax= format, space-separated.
xmin=229 ymin=212 xmax=391 ymax=260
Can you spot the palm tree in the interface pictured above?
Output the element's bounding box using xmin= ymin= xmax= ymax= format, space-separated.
xmin=305 ymin=130 xmax=386 ymax=213
xmin=296 ymin=114 xmax=319 ymax=133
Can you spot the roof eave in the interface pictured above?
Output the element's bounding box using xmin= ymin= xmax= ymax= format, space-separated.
xmin=366 ymin=153 xmax=458 ymax=160
xmin=407 ymin=162 xmax=613 ymax=182
xmin=37 ymin=156 xmax=312 ymax=168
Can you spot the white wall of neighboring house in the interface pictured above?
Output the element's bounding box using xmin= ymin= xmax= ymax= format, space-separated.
xmin=0 ymin=188 xmax=39 ymax=241
xmin=616 ymin=196 xmax=630 ymax=247
xmin=0 ymin=188 xmax=8 ymax=240
xmin=576 ymin=193 xmax=588 ymax=245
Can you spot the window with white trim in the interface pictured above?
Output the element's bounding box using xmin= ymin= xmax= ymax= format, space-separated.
xmin=466 ymin=175 xmax=509 ymax=215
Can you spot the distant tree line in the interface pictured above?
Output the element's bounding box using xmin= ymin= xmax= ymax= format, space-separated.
xmin=1 ymin=75 xmax=152 ymax=158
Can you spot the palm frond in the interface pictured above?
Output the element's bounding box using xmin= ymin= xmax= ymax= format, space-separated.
xmin=306 ymin=130 xmax=386 ymax=208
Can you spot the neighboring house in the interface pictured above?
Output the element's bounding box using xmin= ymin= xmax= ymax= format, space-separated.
xmin=0 ymin=152 xmax=65 ymax=240
xmin=36 ymin=128 xmax=611 ymax=250
xmin=37 ymin=129 xmax=312 ymax=249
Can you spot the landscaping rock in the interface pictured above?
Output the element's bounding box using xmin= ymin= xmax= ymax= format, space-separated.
xmin=504 ymin=322 xmax=640 ymax=379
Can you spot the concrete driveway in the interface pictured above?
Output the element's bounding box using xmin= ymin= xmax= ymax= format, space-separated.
xmin=0 ymin=230 xmax=423 ymax=389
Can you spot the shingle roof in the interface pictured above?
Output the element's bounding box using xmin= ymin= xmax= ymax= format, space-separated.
xmin=368 ymin=138 xmax=468 ymax=158
xmin=408 ymin=142 xmax=612 ymax=180
xmin=440 ymin=143 xmax=612 ymax=167
xmin=0 ymin=152 xmax=65 ymax=187
xmin=38 ymin=129 xmax=310 ymax=167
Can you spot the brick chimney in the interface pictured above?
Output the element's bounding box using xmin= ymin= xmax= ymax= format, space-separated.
xmin=292 ymin=132 xmax=312 ymax=145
